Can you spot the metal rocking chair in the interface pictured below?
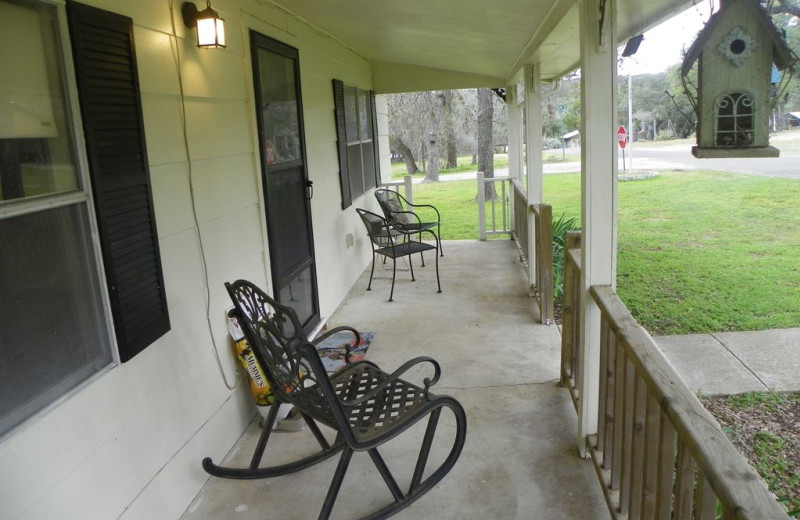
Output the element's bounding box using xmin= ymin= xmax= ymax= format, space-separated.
xmin=203 ymin=279 xmax=467 ymax=520
xmin=374 ymin=189 xmax=443 ymax=256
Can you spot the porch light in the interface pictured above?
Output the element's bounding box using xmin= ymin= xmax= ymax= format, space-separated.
xmin=182 ymin=1 xmax=226 ymax=49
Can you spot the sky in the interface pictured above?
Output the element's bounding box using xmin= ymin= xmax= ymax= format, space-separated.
xmin=620 ymin=2 xmax=715 ymax=76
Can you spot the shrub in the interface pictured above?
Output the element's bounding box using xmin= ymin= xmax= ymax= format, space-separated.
xmin=552 ymin=212 xmax=580 ymax=301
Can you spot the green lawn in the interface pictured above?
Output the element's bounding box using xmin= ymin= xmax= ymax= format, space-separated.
xmin=413 ymin=170 xmax=800 ymax=336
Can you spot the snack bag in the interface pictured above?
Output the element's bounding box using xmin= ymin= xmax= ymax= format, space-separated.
xmin=228 ymin=312 xmax=273 ymax=406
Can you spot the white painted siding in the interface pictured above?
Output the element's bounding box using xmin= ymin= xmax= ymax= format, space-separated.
xmin=1 ymin=1 xmax=377 ymax=518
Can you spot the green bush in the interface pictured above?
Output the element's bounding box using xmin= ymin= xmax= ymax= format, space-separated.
xmin=552 ymin=212 xmax=580 ymax=301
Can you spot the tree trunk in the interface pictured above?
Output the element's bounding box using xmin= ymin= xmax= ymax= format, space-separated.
xmin=396 ymin=141 xmax=418 ymax=174
xmin=476 ymin=88 xmax=497 ymax=200
xmin=425 ymin=132 xmax=439 ymax=183
xmin=424 ymin=91 xmax=443 ymax=182
xmin=443 ymin=90 xmax=458 ymax=168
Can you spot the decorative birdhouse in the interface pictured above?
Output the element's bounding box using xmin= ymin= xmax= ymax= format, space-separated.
xmin=681 ymin=0 xmax=796 ymax=158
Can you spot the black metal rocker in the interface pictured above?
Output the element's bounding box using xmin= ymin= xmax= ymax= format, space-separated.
xmin=202 ymin=279 xmax=467 ymax=520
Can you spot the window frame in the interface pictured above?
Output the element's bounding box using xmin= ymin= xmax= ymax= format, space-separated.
xmin=332 ymin=79 xmax=379 ymax=209
xmin=0 ymin=0 xmax=118 ymax=439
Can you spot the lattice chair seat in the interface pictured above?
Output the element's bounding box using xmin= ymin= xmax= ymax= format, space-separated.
xmin=202 ymin=280 xmax=467 ymax=520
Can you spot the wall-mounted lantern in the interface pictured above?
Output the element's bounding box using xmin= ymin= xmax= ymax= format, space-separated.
xmin=681 ymin=0 xmax=795 ymax=158
xmin=182 ymin=1 xmax=226 ymax=49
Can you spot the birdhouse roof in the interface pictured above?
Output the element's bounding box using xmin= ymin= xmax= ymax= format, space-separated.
xmin=681 ymin=0 xmax=796 ymax=76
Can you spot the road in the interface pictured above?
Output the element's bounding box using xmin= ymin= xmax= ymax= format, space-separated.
xmin=409 ymin=140 xmax=799 ymax=184
xmin=545 ymin=143 xmax=799 ymax=178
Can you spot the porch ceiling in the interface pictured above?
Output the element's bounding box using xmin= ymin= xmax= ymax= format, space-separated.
xmin=264 ymin=0 xmax=693 ymax=92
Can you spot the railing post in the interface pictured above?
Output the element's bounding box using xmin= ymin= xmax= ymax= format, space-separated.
xmin=403 ymin=174 xmax=413 ymax=204
xmin=477 ymin=171 xmax=486 ymax=241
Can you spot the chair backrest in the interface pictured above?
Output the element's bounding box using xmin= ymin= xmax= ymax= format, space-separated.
xmin=356 ymin=208 xmax=395 ymax=248
xmin=375 ymin=189 xmax=410 ymax=225
xmin=225 ymin=280 xmax=312 ymax=402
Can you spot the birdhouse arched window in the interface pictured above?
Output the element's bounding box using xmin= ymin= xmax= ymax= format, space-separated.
xmin=715 ymin=92 xmax=754 ymax=147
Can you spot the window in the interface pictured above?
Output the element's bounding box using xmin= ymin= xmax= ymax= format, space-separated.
xmin=715 ymin=92 xmax=754 ymax=147
xmin=0 ymin=0 xmax=168 ymax=439
xmin=332 ymin=80 xmax=379 ymax=209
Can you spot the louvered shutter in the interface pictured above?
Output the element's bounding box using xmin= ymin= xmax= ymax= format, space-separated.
xmin=68 ymin=2 xmax=169 ymax=362
xmin=332 ymin=79 xmax=352 ymax=209
xmin=370 ymin=91 xmax=381 ymax=189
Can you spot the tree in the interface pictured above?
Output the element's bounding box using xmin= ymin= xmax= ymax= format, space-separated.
xmin=387 ymin=92 xmax=431 ymax=175
xmin=423 ymin=91 xmax=444 ymax=182
xmin=443 ymin=90 xmax=458 ymax=168
xmin=476 ymin=88 xmax=497 ymax=200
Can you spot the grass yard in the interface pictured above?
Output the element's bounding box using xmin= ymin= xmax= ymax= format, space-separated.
xmin=413 ymin=170 xmax=800 ymax=336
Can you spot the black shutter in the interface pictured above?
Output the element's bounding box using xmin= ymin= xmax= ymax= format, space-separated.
xmin=332 ymin=79 xmax=352 ymax=209
xmin=370 ymin=91 xmax=381 ymax=189
xmin=68 ymin=2 xmax=169 ymax=362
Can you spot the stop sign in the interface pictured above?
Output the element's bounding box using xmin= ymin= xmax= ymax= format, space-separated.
xmin=618 ymin=126 xmax=628 ymax=149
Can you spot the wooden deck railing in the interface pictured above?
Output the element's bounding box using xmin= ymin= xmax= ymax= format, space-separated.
xmin=560 ymin=231 xmax=582 ymax=405
xmin=512 ymin=181 xmax=529 ymax=265
xmin=560 ymin=236 xmax=791 ymax=520
xmin=510 ymin=181 xmax=554 ymax=325
xmin=531 ymin=203 xmax=554 ymax=325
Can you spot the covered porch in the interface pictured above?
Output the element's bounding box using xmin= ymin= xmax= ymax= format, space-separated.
xmin=182 ymin=240 xmax=608 ymax=519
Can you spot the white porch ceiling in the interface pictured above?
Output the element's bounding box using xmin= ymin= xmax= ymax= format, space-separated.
xmin=264 ymin=0 xmax=694 ymax=92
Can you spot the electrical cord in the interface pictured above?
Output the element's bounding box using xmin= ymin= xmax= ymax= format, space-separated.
xmin=168 ymin=0 xmax=240 ymax=390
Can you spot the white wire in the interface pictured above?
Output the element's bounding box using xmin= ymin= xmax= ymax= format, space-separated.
xmin=168 ymin=0 xmax=240 ymax=390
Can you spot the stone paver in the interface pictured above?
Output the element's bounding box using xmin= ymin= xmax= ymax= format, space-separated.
xmin=656 ymin=328 xmax=800 ymax=396
xmin=715 ymin=328 xmax=800 ymax=392
xmin=655 ymin=334 xmax=767 ymax=396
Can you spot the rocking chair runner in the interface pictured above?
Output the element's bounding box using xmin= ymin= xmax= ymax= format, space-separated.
xmin=374 ymin=189 xmax=443 ymax=256
xmin=203 ymin=280 xmax=467 ymax=520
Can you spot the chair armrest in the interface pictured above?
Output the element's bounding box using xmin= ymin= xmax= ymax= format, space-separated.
xmin=405 ymin=202 xmax=441 ymax=223
xmin=311 ymin=326 xmax=361 ymax=363
xmin=338 ymin=356 xmax=441 ymax=406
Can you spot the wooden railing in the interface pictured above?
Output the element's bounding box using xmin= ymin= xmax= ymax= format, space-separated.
xmin=560 ymin=231 xmax=582 ymax=405
xmin=531 ymin=203 xmax=554 ymax=325
xmin=379 ymin=175 xmax=414 ymax=204
xmin=512 ymin=181 xmax=529 ymax=264
xmin=477 ymin=171 xmax=510 ymax=240
xmin=510 ymin=181 xmax=554 ymax=325
xmin=560 ymin=237 xmax=791 ymax=520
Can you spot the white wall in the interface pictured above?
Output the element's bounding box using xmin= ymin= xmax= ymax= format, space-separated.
xmin=0 ymin=0 xmax=378 ymax=518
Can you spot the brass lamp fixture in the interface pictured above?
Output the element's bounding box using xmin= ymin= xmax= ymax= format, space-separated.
xmin=182 ymin=1 xmax=226 ymax=48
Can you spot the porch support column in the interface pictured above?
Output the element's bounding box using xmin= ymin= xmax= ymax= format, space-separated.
xmin=507 ymin=87 xmax=522 ymax=183
xmin=577 ymin=0 xmax=618 ymax=456
xmin=507 ymin=85 xmax=521 ymax=244
xmin=525 ymin=63 xmax=544 ymax=291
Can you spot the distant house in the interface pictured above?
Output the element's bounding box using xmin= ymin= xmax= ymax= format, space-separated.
xmin=562 ymin=129 xmax=581 ymax=147
xmin=787 ymin=112 xmax=800 ymax=128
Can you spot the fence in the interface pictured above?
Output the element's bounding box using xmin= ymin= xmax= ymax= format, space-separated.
xmin=476 ymin=171 xmax=510 ymax=240
xmin=379 ymin=175 xmax=414 ymax=204
xmin=560 ymin=234 xmax=791 ymax=520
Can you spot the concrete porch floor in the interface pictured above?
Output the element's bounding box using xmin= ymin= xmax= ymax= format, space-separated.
xmin=181 ymin=240 xmax=608 ymax=520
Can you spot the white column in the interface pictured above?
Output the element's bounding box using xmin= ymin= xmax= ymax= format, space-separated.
xmin=525 ymin=64 xmax=544 ymax=292
xmin=525 ymin=63 xmax=543 ymax=205
xmin=507 ymin=88 xmax=522 ymax=182
xmin=506 ymin=87 xmax=521 ymax=239
xmin=577 ymin=0 xmax=618 ymax=456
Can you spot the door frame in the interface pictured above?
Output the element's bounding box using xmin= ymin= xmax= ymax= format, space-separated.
xmin=250 ymin=31 xmax=320 ymax=334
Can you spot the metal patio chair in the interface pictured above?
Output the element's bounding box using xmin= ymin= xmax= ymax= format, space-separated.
xmin=374 ymin=189 xmax=443 ymax=256
xmin=203 ymin=280 xmax=466 ymax=520
xmin=356 ymin=208 xmax=442 ymax=302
